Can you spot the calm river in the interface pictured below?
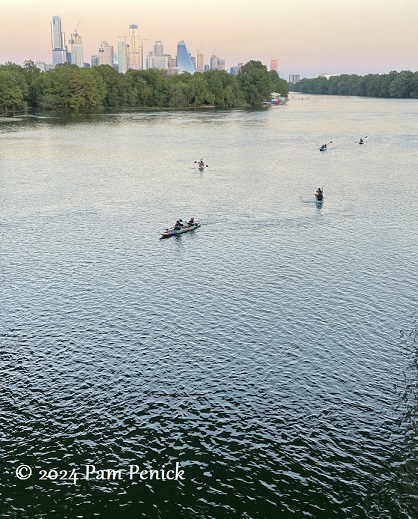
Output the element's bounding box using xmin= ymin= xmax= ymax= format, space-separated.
xmin=1 ymin=96 xmax=417 ymax=518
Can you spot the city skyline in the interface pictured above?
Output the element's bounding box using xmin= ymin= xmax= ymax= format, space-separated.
xmin=0 ymin=0 xmax=417 ymax=79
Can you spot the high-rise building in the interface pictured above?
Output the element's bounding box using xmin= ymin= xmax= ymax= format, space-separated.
xmin=154 ymin=41 xmax=163 ymax=57
xmin=289 ymin=75 xmax=300 ymax=84
xmin=147 ymin=54 xmax=170 ymax=70
xmin=129 ymin=24 xmax=143 ymax=70
xmin=51 ymin=16 xmax=66 ymax=64
xmin=118 ymin=41 xmax=129 ymax=73
xmin=70 ymin=31 xmax=83 ymax=67
xmin=35 ymin=61 xmax=47 ymax=71
xmin=91 ymin=55 xmax=99 ymax=67
xmin=230 ymin=63 xmax=243 ymax=76
xmin=98 ymin=42 xmax=113 ymax=66
xmin=196 ymin=53 xmax=204 ymax=72
xmin=168 ymin=57 xmax=177 ymax=73
xmin=176 ymin=40 xmax=195 ymax=74
xmin=210 ymin=55 xmax=224 ymax=71
xmin=146 ymin=41 xmax=172 ymax=70
xmin=271 ymin=59 xmax=279 ymax=72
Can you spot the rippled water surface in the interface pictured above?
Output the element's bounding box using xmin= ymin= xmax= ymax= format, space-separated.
xmin=1 ymin=97 xmax=418 ymax=518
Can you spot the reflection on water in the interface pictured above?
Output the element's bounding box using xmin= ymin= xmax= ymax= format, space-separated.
xmin=1 ymin=97 xmax=418 ymax=517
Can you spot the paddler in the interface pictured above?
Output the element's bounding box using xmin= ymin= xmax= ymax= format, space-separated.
xmin=173 ymin=219 xmax=184 ymax=230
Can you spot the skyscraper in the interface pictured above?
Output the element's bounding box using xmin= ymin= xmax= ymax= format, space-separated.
xmin=118 ymin=41 xmax=129 ymax=73
xmin=196 ymin=53 xmax=204 ymax=72
xmin=147 ymin=41 xmax=171 ymax=70
xmin=154 ymin=41 xmax=163 ymax=57
xmin=176 ymin=41 xmax=194 ymax=74
xmin=210 ymin=55 xmax=218 ymax=70
xmin=271 ymin=59 xmax=279 ymax=72
xmin=129 ymin=24 xmax=143 ymax=70
xmin=70 ymin=31 xmax=83 ymax=67
xmin=51 ymin=16 xmax=66 ymax=64
xmin=98 ymin=42 xmax=113 ymax=66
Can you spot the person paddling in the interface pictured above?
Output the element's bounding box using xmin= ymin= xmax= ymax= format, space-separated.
xmin=315 ymin=187 xmax=323 ymax=199
xmin=187 ymin=217 xmax=195 ymax=227
xmin=173 ymin=219 xmax=184 ymax=230
xmin=198 ymin=159 xmax=205 ymax=167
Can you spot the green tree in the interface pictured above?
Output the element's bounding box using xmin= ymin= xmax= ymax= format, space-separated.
xmin=92 ymin=65 xmax=125 ymax=107
xmin=268 ymin=70 xmax=289 ymax=97
xmin=409 ymin=72 xmax=418 ymax=98
xmin=388 ymin=70 xmax=414 ymax=98
xmin=136 ymin=69 xmax=170 ymax=107
xmin=168 ymin=79 xmax=192 ymax=107
xmin=189 ymin=73 xmax=213 ymax=106
xmin=203 ymin=69 xmax=244 ymax=107
xmin=32 ymin=64 xmax=106 ymax=110
xmin=23 ymin=60 xmax=41 ymax=106
xmin=0 ymin=67 xmax=27 ymax=114
xmin=237 ymin=60 xmax=273 ymax=106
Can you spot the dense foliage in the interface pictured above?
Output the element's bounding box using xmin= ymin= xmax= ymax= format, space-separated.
xmin=0 ymin=60 xmax=288 ymax=114
xmin=234 ymin=61 xmax=288 ymax=106
xmin=290 ymin=71 xmax=418 ymax=98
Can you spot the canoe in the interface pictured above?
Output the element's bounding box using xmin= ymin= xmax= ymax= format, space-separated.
xmin=160 ymin=223 xmax=201 ymax=239
xmin=315 ymin=195 xmax=324 ymax=203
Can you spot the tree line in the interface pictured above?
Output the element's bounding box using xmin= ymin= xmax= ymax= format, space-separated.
xmin=290 ymin=71 xmax=418 ymax=98
xmin=0 ymin=60 xmax=289 ymax=115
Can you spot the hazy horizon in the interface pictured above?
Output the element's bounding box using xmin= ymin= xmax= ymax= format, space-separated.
xmin=1 ymin=0 xmax=417 ymax=79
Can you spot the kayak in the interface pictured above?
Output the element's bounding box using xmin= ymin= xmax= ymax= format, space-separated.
xmin=160 ymin=223 xmax=201 ymax=239
xmin=198 ymin=165 xmax=205 ymax=171
xmin=319 ymin=146 xmax=327 ymax=151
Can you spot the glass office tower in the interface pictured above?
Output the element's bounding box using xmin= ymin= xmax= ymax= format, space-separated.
xmin=176 ymin=40 xmax=194 ymax=74
xmin=51 ymin=16 xmax=65 ymax=64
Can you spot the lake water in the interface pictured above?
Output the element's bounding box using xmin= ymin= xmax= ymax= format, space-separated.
xmin=1 ymin=96 xmax=417 ymax=518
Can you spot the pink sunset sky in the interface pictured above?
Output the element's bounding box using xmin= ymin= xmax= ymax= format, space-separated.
xmin=1 ymin=0 xmax=417 ymax=79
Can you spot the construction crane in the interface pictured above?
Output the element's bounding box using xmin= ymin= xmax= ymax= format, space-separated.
xmin=69 ymin=19 xmax=82 ymax=44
